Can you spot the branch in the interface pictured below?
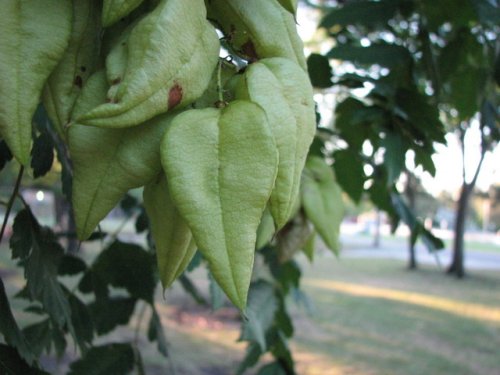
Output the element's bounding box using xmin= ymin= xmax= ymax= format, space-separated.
xmin=469 ymin=137 xmax=487 ymax=190
xmin=458 ymin=125 xmax=466 ymax=182
xmin=0 ymin=165 xmax=24 ymax=244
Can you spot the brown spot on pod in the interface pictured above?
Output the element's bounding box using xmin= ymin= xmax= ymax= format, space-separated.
xmin=168 ymin=83 xmax=183 ymax=110
xmin=241 ymin=40 xmax=258 ymax=62
xmin=74 ymin=75 xmax=83 ymax=88
xmin=228 ymin=24 xmax=236 ymax=41
xmin=111 ymin=78 xmax=121 ymax=85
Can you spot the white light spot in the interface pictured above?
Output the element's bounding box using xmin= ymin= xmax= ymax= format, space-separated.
xmin=36 ymin=190 xmax=45 ymax=202
xmin=360 ymin=38 xmax=371 ymax=47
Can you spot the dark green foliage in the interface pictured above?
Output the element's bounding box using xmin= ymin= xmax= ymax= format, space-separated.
xmin=31 ymin=105 xmax=55 ymax=178
xmin=0 ymin=139 xmax=13 ymax=171
xmin=237 ymin=343 xmax=262 ymax=375
xmin=241 ymin=281 xmax=278 ymax=351
xmin=257 ymin=362 xmax=288 ymax=375
xmin=333 ymin=149 xmax=365 ymax=203
xmin=80 ymin=241 xmax=156 ymax=303
xmin=2 ymin=203 xmax=166 ymax=372
xmin=148 ymin=308 xmax=169 ymax=358
xmin=0 ymin=279 xmax=36 ymax=365
xmin=30 ymin=131 xmax=54 ymax=178
xmin=22 ymin=320 xmax=52 ymax=358
xmin=58 ymin=254 xmax=87 ymax=276
xmin=381 ymin=132 xmax=407 ymax=185
xmin=67 ymin=293 xmax=94 ymax=351
xmin=178 ymin=273 xmax=207 ymax=305
xmin=320 ymin=0 xmax=411 ymax=29
xmin=208 ymin=270 xmax=225 ymax=310
xmin=10 ymin=209 xmax=73 ymax=332
xmin=0 ymin=344 xmax=48 ymax=375
xmin=327 ymin=43 xmax=412 ymax=70
xmin=135 ymin=208 xmax=149 ymax=233
xmin=306 ymin=53 xmax=332 ymax=88
xmin=237 ymin=249 xmax=303 ymax=374
xmin=89 ymin=297 xmax=136 ymax=335
xmin=68 ymin=343 xmax=135 ymax=375
xmin=392 ymin=193 xmax=444 ymax=250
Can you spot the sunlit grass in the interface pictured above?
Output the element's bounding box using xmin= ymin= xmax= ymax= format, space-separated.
xmin=304 ymin=279 xmax=500 ymax=323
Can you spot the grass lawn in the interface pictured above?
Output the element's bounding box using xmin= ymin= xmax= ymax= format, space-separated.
xmin=295 ymin=255 xmax=500 ymax=375
xmin=1 ymin=241 xmax=499 ymax=374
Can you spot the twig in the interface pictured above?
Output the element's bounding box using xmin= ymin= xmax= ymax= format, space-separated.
xmin=103 ymin=214 xmax=134 ymax=247
xmin=134 ymin=302 xmax=148 ymax=344
xmin=0 ymin=165 xmax=24 ymax=244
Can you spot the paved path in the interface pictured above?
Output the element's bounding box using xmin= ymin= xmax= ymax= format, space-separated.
xmin=339 ymin=234 xmax=500 ymax=271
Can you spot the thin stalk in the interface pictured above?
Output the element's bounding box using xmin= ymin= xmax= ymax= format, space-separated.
xmin=134 ymin=302 xmax=148 ymax=344
xmin=0 ymin=165 xmax=24 ymax=244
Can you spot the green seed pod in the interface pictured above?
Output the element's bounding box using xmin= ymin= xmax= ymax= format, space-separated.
xmin=206 ymin=0 xmax=306 ymax=69
xmin=102 ymin=0 xmax=145 ymax=27
xmin=277 ymin=0 xmax=299 ymax=14
xmin=43 ymin=0 xmax=101 ymax=140
xmin=161 ymin=101 xmax=279 ymax=309
xmin=70 ymin=71 xmax=174 ymax=239
xmin=0 ymin=0 xmax=72 ymax=165
xmin=144 ymin=173 xmax=197 ymax=290
xmin=77 ymin=0 xmax=220 ymax=128
xmin=301 ymin=156 xmax=344 ymax=254
xmin=235 ymin=58 xmax=315 ymax=229
xmin=255 ymin=207 xmax=275 ymax=251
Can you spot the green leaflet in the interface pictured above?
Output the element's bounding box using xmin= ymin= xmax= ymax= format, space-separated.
xmin=102 ymin=0 xmax=145 ymax=27
xmin=69 ymin=71 xmax=173 ymax=240
xmin=161 ymin=101 xmax=278 ymax=309
xmin=236 ymin=59 xmax=308 ymax=229
xmin=277 ymin=0 xmax=298 ymax=14
xmin=143 ymin=173 xmax=197 ymax=289
xmin=301 ymin=156 xmax=344 ymax=254
xmin=77 ymin=0 xmax=220 ymax=128
xmin=0 ymin=0 xmax=72 ymax=165
xmin=206 ymin=0 xmax=306 ymax=69
xmin=42 ymin=0 xmax=101 ymax=140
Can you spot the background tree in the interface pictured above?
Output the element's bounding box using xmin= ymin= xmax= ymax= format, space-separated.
xmin=306 ymin=0 xmax=499 ymax=275
xmin=307 ymin=0 xmax=447 ymax=268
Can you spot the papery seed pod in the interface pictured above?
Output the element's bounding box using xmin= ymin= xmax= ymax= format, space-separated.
xmin=0 ymin=0 xmax=72 ymax=165
xmin=77 ymin=0 xmax=220 ymax=128
xmin=70 ymin=71 xmax=174 ymax=240
xmin=144 ymin=173 xmax=197 ymax=290
xmin=161 ymin=101 xmax=279 ymax=309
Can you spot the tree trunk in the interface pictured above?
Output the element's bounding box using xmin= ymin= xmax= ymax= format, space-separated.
xmin=406 ymin=173 xmax=417 ymax=270
xmin=447 ymin=121 xmax=487 ymax=278
xmin=408 ymin=239 xmax=417 ymax=269
xmin=447 ymin=183 xmax=472 ymax=278
xmin=373 ymin=209 xmax=381 ymax=248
